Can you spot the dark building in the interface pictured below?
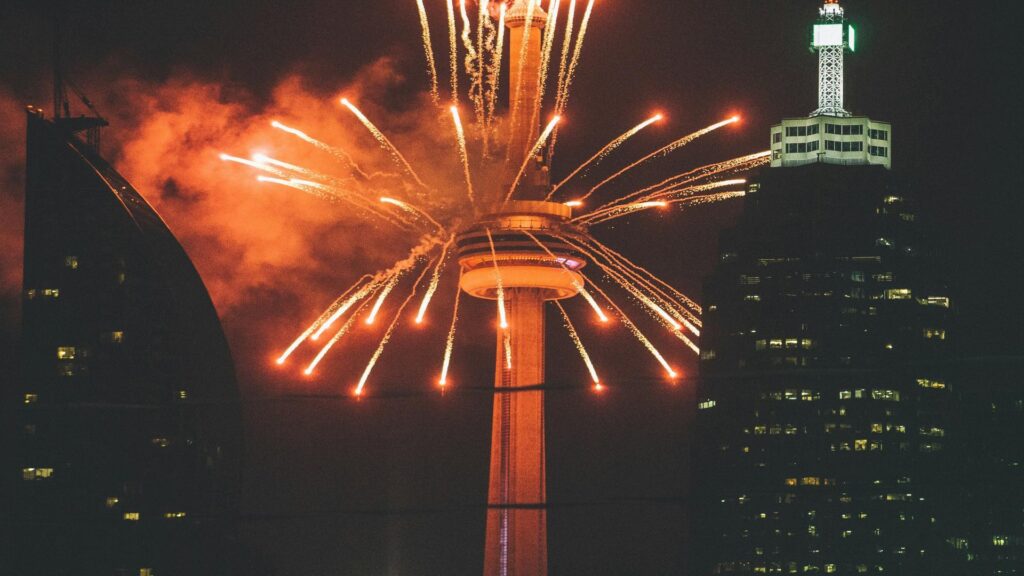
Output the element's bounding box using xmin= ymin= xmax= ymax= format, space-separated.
xmin=2 ymin=107 xmax=242 ymax=575
xmin=692 ymin=1 xmax=964 ymax=574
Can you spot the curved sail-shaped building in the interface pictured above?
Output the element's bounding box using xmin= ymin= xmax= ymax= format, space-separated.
xmin=7 ymin=109 xmax=242 ymax=575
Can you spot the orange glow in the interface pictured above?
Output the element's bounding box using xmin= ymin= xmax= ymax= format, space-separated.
xmin=485 ymin=229 xmax=508 ymax=329
xmin=365 ymin=275 xmax=399 ymax=325
xmin=565 ymin=200 xmax=583 ymax=207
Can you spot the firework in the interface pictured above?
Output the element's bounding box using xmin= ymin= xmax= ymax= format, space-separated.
xmin=416 ymin=0 xmax=441 ymax=105
xmin=341 ymin=98 xmax=428 ymax=190
xmin=438 ymin=269 xmax=463 ymax=387
xmin=555 ymin=301 xmax=601 ymax=388
xmin=450 ymin=106 xmax=476 ymax=206
xmin=548 ymin=114 xmax=663 ymax=198
xmin=416 ymin=237 xmax=454 ymax=324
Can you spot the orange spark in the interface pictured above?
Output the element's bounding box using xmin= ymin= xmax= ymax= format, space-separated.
xmin=439 ymin=269 xmax=463 ymax=387
xmin=450 ymin=106 xmax=476 ymax=206
xmin=582 ymin=116 xmax=742 ymax=201
xmin=416 ymin=0 xmax=441 ymax=106
xmin=365 ymin=274 xmax=400 ymax=325
xmin=505 ymin=115 xmax=561 ymax=203
xmin=355 ymin=261 xmax=433 ymax=396
xmin=549 ymin=113 xmax=663 ymax=198
xmin=485 ymin=228 xmax=508 ymax=329
xmin=341 ymin=98 xmax=429 ymax=189
xmin=555 ymin=301 xmax=601 ymax=387
xmin=416 ymin=237 xmax=454 ymax=324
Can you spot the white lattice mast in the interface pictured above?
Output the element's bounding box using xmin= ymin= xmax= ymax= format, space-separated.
xmin=811 ymin=0 xmax=854 ymax=117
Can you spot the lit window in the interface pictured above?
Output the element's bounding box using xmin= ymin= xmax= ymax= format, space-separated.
xmin=744 ymin=294 xmax=761 ymax=302
xmin=140 ymin=569 xmax=154 ymax=576
xmin=64 ymin=256 xmax=79 ymax=269
xmin=25 ymin=289 xmax=37 ymax=299
xmin=871 ymin=423 xmax=883 ymax=433
xmin=872 ymin=390 xmax=901 ymax=402
xmin=875 ymin=237 xmax=894 ymax=248
xmin=106 ymin=331 xmax=124 ymax=343
xmin=769 ymin=339 xmax=783 ymax=349
xmin=24 ymin=393 xmax=38 ymax=405
xmin=886 ymin=288 xmax=912 ymax=300
xmin=839 ymin=390 xmax=852 ymax=400
xmin=755 ymin=339 xmax=766 ymax=351
xmin=177 ymin=390 xmax=188 ymax=400
xmin=920 ymin=427 xmax=945 ymax=437
xmin=40 ymin=288 xmax=60 ymax=298
xmin=873 ymin=272 xmax=894 ymax=282
xmin=58 ymin=363 xmax=76 ymax=377
xmin=123 ymin=512 xmax=140 ymax=521
xmin=698 ymin=399 xmax=717 ymax=410
xmin=916 ymin=378 xmax=946 ymax=390
xmin=106 ymin=497 xmax=119 ymax=508
xmin=993 ymin=536 xmax=1008 ymax=547
xmin=151 ymin=438 xmax=171 ymax=448
xmin=923 ymin=328 xmax=947 ymax=340
xmin=700 ymin=349 xmax=717 ymax=360
xmin=22 ymin=467 xmax=54 ymax=480
xmin=854 ymin=439 xmax=868 ymax=451
xmin=801 ymin=477 xmax=821 ymax=486
xmin=922 ymin=296 xmax=950 ymax=308
xmin=56 ymin=346 xmax=76 ymax=360
xmin=163 ymin=512 xmax=187 ymax=519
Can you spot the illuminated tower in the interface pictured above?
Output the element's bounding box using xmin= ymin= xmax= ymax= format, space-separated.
xmin=811 ymin=0 xmax=854 ymax=117
xmin=457 ymin=3 xmax=583 ymax=575
xmin=505 ymin=0 xmax=549 ymax=198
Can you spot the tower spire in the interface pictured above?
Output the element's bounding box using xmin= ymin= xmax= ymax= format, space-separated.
xmin=810 ymin=0 xmax=854 ymax=117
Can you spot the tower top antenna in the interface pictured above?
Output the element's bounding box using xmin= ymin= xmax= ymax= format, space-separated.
xmin=810 ymin=0 xmax=854 ymax=117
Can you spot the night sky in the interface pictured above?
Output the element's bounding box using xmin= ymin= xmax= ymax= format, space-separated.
xmin=1 ymin=1 xmax=1021 ymax=573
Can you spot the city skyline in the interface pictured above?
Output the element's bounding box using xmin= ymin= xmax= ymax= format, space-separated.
xmin=1 ymin=1 xmax=1020 ymax=573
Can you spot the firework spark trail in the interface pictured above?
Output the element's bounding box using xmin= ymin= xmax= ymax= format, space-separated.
xmin=355 ymin=259 xmax=435 ymax=396
xmin=580 ymin=237 xmax=703 ymax=336
xmin=577 ymin=235 xmax=702 ymax=331
xmin=520 ymin=230 xmax=608 ymax=322
xmin=416 ymin=237 xmax=454 ymax=324
xmin=549 ymin=0 xmax=593 ymax=160
xmin=582 ymin=152 xmax=768 ymax=217
xmin=554 ymin=301 xmax=601 ymax=388
xmin=256 ymin=177 xmax=411 ymax=229
xmin=269 ymin=120 xmax=369 ymax=180
xmin=547 ymin=114 xmax=663 ymax=199
xmin=673 ymin=328 xmax=701 ymax=355
xmin=579 ymin=117 xmax=741 ymax=202
xmin=580 ymin=270 xmax=678 ymax=378
xmin=504 ymin=115 xmax=561 ymax=203
xmin=485 ymin=228 xmax=508 ymax=329
xmin=450 ymin=106 xmax=476 ymax=206
xmin=506 ymin=0 xmax=537 ymax=160
xmin=341 ymin=98 xmax=429 ymax=190
xmin=446 ymin=0 xmax=459 ymax=102
xmin=380 ymin=197 xmax=445 ymax=233
xmin=276 ymin=274 xmax=373 ymax=364
xmin=552 ymin=0 xmax=577 ymax=119
xmin=219 ymin=153 xmax=290 ymax=178
xmin=252 ymin=156 xmax=362 ymax=197
xmin=304 ymin=296 xmax=373 ymax=375
xmin=438 ymin=269 xmax=463 ymax=387
xmin=416 ymin=0 xmax=441 ymax=106
xmin=484 ymin=3 xmax=506 ymax=153
xmin=575 ymin=200 xmax=670 ymax=226
xmin=365 ymin=273 xmax=401 ymax=325
xmin=560 ymin=234 xmax=700 ymax=341
xmin=459 ymin=0 xmax=484 ymax=129
xmin=311 ymin=282 xmax=378 ymax=340
xmin=527 ymin=0 xmax=560 ymax=146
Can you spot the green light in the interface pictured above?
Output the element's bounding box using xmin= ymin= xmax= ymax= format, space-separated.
xmin=847 ymin=25 xmax=856 ymax=52
xmin=813 ymin=24 xmax=844 ymax=47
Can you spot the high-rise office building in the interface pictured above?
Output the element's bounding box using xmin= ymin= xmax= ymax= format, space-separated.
xmin=693 ymin=2 xmax=960 ymax=574
xmin=3 ymin=106 xmax=242 ymax=575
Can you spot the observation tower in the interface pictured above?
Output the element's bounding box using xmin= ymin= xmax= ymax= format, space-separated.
xmin=457 ymin=1 xmax=580 ymax=574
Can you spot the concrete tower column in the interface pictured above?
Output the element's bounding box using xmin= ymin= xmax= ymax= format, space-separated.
xmin=484 ymin=288 xmax=547 ymax=576
xmin=506 ymin=1 xmax=548 ymax=182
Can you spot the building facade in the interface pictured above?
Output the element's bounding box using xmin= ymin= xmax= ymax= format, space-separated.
xmin=693 ymin=1 xmax=965 ymax=574
xmin=3 ymin=109 xmax=242 ymax=575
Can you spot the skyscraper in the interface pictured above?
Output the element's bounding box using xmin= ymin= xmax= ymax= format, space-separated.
xmin=693 ymin=1 xmax=959 ymax=574
xmin=4 ymin=106 xmax=242 ymax=575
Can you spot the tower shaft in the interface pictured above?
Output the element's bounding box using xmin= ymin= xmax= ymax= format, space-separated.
xmin=505 ymin=1 xmax=548 ymax=198
xmin=484 ymin=288 xmax=547 ymax=576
